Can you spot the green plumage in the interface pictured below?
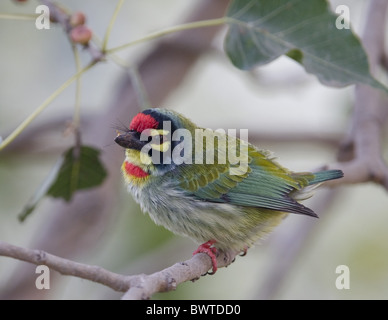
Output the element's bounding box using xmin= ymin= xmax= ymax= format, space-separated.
xmin=174 ymin=119 xmax=342 ymax=219
xmin=116 ymin=108 xmax=343 ymax=253
xmin=176 ymin=146 xmax=342 ymax=218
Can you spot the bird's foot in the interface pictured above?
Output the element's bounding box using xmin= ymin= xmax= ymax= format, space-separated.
xmin=240 ymin=246 xmax=249 ymax=257
xmin=193 ymin=240 xmax=218 ymax=275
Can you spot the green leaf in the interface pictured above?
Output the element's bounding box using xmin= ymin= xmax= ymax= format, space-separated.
xmin=47 ymin=146 xmax=107 ymax=201
xmin=224 ymin=0 xmax=386 ymax=90
xmin=18 ymin=156 xmax=65 ymax=222
xmin=18 ymin=145 xmax=107 ymax=221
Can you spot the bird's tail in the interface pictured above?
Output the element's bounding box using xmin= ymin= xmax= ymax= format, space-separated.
xmin=308 ymin=169 xmax=344 ymax=185
xmin=291 ymin=169 xmax=343 ymax=201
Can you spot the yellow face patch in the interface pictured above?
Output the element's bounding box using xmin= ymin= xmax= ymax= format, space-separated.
xmin=150 ymin=141 xmax=171 ymax=152
xmin=147 ymin=128 xmax=171 ymax=153
xmin=125 ymin=148 xmax=152 ymax=166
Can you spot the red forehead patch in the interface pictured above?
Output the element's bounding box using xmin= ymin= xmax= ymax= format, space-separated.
xmin=129 ymin=113 xmax=159 ymax=132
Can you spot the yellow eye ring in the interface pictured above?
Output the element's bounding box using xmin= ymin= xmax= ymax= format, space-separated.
xmin=149 ymin=129 xmax=169 ymax=136
xmin=151 ymin=141 xmax=171 ymax=152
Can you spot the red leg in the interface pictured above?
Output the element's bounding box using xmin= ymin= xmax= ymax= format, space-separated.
xmin=193 ymin=240 xmax=218 ymax=274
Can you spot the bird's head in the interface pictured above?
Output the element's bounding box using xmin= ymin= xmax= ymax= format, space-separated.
xmin=115 ymin=108 xmax=196 ymax=178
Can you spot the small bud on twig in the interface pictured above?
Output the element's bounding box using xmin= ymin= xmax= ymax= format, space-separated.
xmin=69 ymin=11 xmax=86 ymax=28
xmin=70 ymin=25 xmax=92 ymax=45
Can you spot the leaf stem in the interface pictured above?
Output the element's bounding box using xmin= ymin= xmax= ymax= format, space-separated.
xmin=128 ymin=66 xmax=151 ymax=109
xmin=107 ymin=54 xmax=151 ymax=108
xmin=106 ymin=17 xmax=226 ymax=54
xmin=72 ymin=46 xmax=82 ymax=131
xmin=102 ymin=0 xmax=125 ymax=52
xmin=0 ymin=62 xmax=96 ymax=152
xmin=0 ymin=13 xmax=38 ymax=20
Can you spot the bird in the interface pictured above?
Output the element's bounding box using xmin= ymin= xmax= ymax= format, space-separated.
xmin=114 ymin=108 xmax=343 ymax=273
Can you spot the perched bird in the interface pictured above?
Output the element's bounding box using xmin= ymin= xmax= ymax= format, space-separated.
xmin=115 ymin=108 xmax=343 ymax=273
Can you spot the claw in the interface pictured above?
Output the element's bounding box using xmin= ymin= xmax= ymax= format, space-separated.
xmin=193 ymin=240 xmax=218 ymax=274
xmin=239 ymin=247 xmax=248 ymax=257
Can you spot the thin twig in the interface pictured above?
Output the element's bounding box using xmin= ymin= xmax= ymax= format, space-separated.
xmin=102 ymin=0 xmax=125 ymax=51
xmin=106 ymin=17 xmax=226 ymax=54
xmin=0 ymin=62 xmax=95 ymax=152
xmin=0 ymin=13 xmax=38 ymax=20
xmin=39 ymin=0 xmax=105 ymax=62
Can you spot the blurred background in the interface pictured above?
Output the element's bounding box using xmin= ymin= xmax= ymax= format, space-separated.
xmin=1 ymin=0 xmax=388 ymax=299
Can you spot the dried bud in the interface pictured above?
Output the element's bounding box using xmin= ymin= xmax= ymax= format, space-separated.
xmin=69 ymin=11 xmax=86 ymax=27
xmin=70 ymin=25 xmax=92 ymax=45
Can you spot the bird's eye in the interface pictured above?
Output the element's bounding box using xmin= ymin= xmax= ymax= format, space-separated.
xmin=152 ymin=135 xmax=165 ymax=144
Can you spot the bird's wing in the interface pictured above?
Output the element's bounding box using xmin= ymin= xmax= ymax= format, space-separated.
xmin=176 ymin=147 xmax=318 ymax=217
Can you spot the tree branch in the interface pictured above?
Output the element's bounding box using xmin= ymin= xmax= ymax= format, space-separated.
xmin=327 ymin=0 xmax=388 ymax=190
xmin=253 ymin=0 xmax=388 ymax=299
xmin=121 ymin=249 xmax=239 ymax=300
xmin=0 ymin=240 xmax=238 ymax=299
xmin=0 ymin=241 xmax=132 ymax=292
xmin=1 ymin=116 xmax=341 ymax=155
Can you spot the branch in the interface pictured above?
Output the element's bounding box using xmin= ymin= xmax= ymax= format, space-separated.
xmin=2 ymin=116 xmax=341 ymax=155
xmin=0 ymin=240 xmax=238 ymax=300
xmin=253 ymin=0 xmax=388 ymax=299
xmin=0 ymin=241 xmax=131 ymax=292
xmin=121 ymin=249 xmax=239 ymax=300
xmin=327 ymin=0 xmax=388 ymax=190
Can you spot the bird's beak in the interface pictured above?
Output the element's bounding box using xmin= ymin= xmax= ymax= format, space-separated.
xmin=114 ymin=131 xmax=147 ymax=150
